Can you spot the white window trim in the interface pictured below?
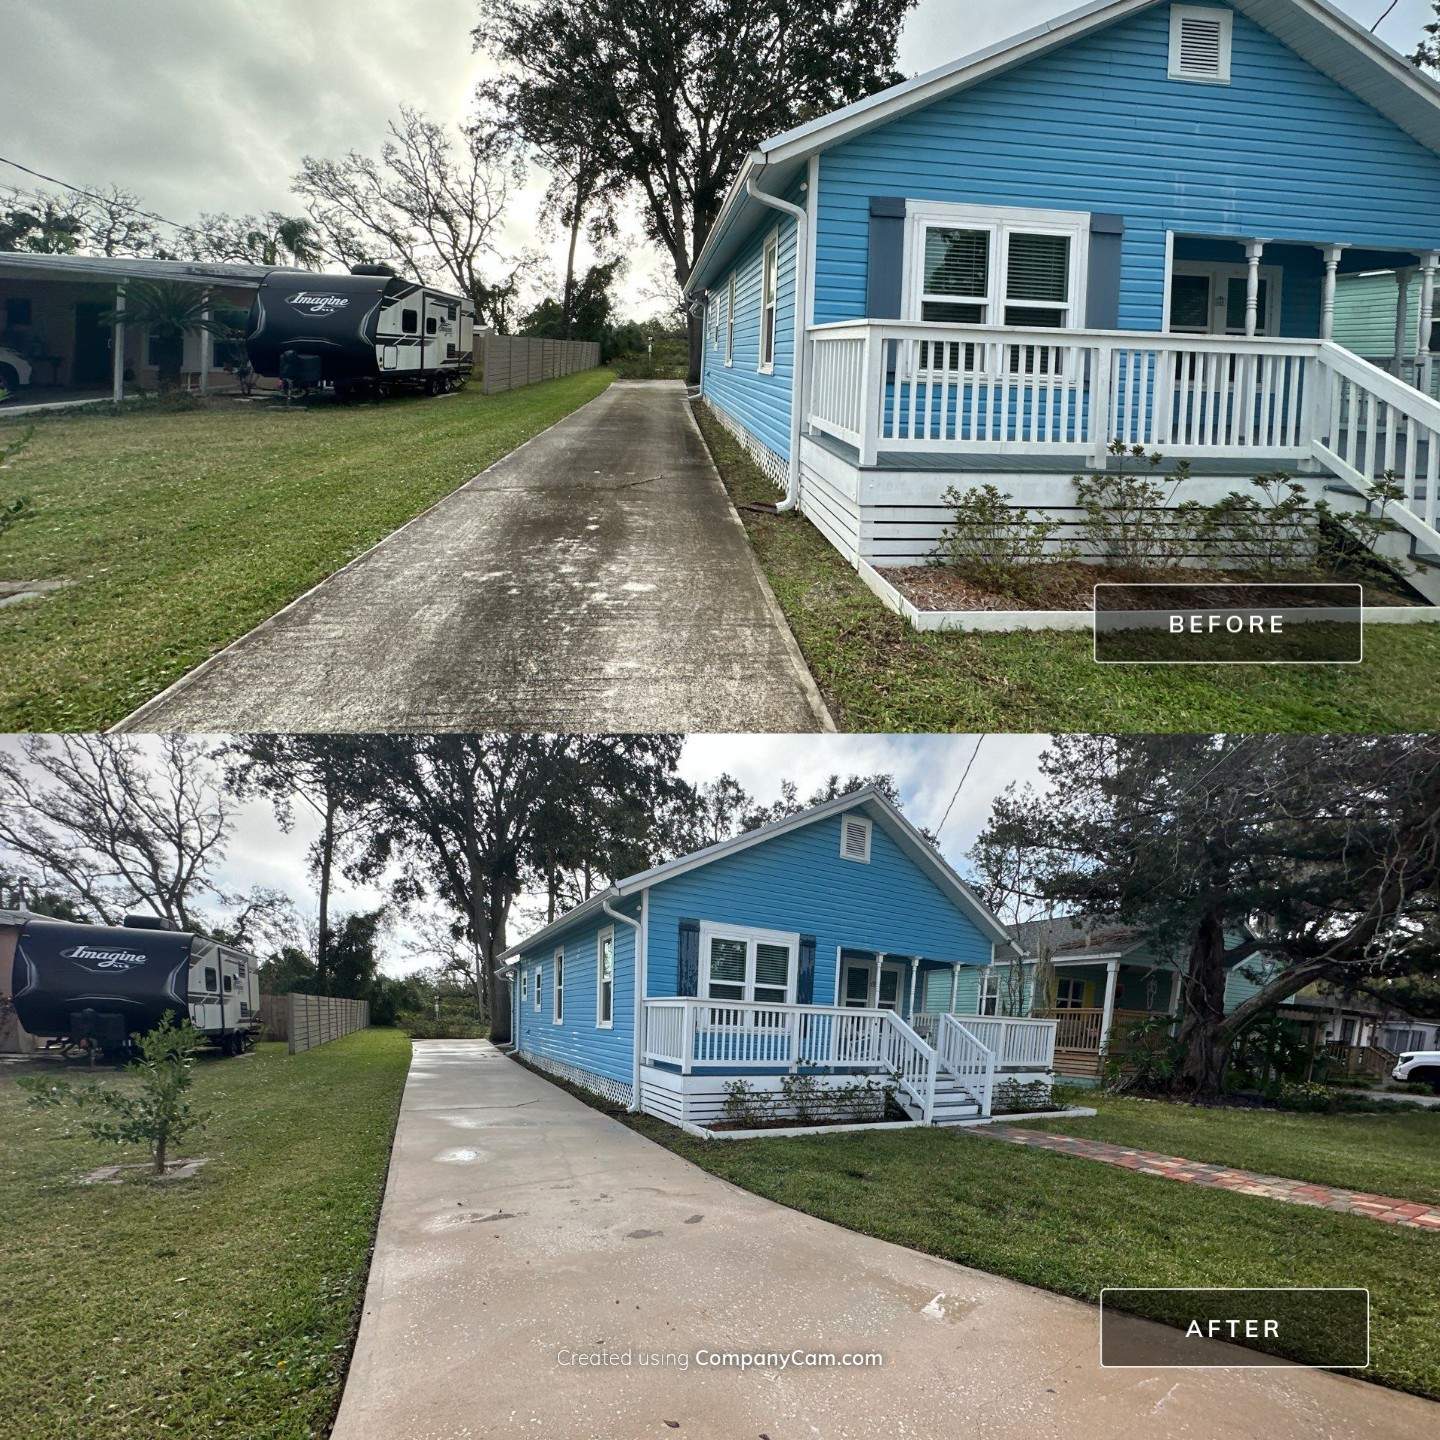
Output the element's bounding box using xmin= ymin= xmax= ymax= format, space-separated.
xmin=552 ymin=946 xmax=564 ymax=1024
xmin=1169 ymin=5 xmax=1233 ymax=86
xmin=596 ymin=926 xmax=615 ymax=1030
xmin=758 ymin=229 xmax=779 ymax=375
xmin=1167 ymin=259 xmax=1283 ymax=336
xmin=532 ymin=964 xmax=542 ymax=1012
xmin=979 ymin=968 xmax=1000 ymax=1016
xmin=839 ymin=813 xmax=872 ymax=864
xmin=520 ymin=969 xmax=528 ymax=1003
xmin=1055 ymin=975 xmax=1087 ymax=1009
xmin=698 ymin=921 xmax=799 ymax=1005
xmin=901 ymin=200 xmax=1090 ymax=333
xmin=724 ymin=273 xmax=736 ymax=366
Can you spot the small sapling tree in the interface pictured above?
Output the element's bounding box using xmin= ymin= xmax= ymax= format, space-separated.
xmin=20 ymin=1013 xmax=212 ymax=1176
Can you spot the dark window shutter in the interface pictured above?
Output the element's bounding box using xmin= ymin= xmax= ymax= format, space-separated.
xmin=867 ymin=197 xmax=907 ymax=319
xmin=1085 ymin=213 xmax=1125 ymax=329
xmin=797 ymin=934 xmax=817 ymax=1005
xmin=676 ymin=918 xmax=700 ymax=998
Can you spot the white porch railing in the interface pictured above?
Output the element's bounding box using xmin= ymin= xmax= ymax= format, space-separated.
xmin=640 ymin=1000 xmax=1057 ymax=1121
xmin=806 ymin=320 xmax=1440 ymax=557
xmin=910 ymin=1012 xmax=1057 ymax=1071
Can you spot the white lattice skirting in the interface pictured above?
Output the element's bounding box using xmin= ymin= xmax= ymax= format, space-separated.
xmin=701 ymin=398 xmax=788 ymax=492
xmin=521 ymin=1049 xmax=634 ymax=1109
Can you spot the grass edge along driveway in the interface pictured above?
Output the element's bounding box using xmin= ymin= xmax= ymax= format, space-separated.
xmin=532 ymin=1063 xmax=1440 ymax=1402
xmin=692 ymin=400 xmax=1440 ymax=732
xmin=0 ymin=370 xmax=612 ymax=731
xmin=0 ymin=1028 xmax=411 ymax=1440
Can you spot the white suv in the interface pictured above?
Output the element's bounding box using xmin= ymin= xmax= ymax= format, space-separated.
xmin=0 ymin=345 xmax=32 ymax=397
xmin=1392 ymin=1051 xmax=1440 ymax=1094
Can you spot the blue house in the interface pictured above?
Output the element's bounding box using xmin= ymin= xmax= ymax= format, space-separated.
xmin=501 ymin=788 xmax=1058 ymax=1130
xmin=685 ymin=0 xmax=1440 ymax=583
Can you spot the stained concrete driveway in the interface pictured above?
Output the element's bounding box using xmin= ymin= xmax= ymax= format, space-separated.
xmin=118 ymin=381 xmax=828 ymax=732
xmin=331 ymin=1040 xmax=1436 ymax=1440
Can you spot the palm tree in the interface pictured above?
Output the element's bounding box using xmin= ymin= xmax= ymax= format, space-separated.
xmin=103 ymin=281 xmax=235 ymax=392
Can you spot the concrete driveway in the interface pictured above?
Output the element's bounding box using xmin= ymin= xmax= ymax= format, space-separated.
xmin=331 ymin=1041 xmax=1435 ymax=1440
xmin=118 ymin=381 xmax=828 ymax=732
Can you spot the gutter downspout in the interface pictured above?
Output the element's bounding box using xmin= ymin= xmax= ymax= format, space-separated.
xmin=744 ymin=168 xmax=808 ymax=512
xmin=604 ymin=896 xmax=646 ymax=1112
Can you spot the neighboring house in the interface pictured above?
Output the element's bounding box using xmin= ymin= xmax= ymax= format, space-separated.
xmin=1334 ymin=267 xmax=1440 ymax=397
xmin=985 ymin=913 xmax=1436 ymax=1082
xmin=0 ymin=253 xmax=272 ymax=402
xmin=0 ymin=909 xmax=37 ymax=1055
xmin=501 ymin=788 xmax=1058 ymax=1131
xmin=685 ymin=0 xmax=1440 ymax=584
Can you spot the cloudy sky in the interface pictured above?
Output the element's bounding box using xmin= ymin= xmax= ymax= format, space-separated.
xmin=0 ymin=0 xmax=1428 ymax=316
xmin=1 ymin=734 xmax=1052 ymax=975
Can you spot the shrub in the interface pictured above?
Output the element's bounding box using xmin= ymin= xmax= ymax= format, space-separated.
xmin=18 ymin=1013 xmax=211 ymax=1175
xmin=1074 ymin=442 xmax=1197 ymax=569
xmin=934 ymin=483 xmax=1071 ymax=596
xmin=1198 ymin=472 xmax=1318 ymax=576
xmin=992 ymin=1079 xmax=1055 ymax=1115
xmin=720 ymin=1078 xmax=766 ymax=1128
xmin=1315 ymin=472 xmax=1413 ymax=587
xmin=779 ymin=1072 xmax=824 ymax=1125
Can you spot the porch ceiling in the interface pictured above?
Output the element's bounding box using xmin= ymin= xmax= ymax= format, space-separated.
xmin=1172 ymin=234 xmax=1429 ymax=275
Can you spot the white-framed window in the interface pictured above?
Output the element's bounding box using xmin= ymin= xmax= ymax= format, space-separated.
xmin=709 ymin=293 xmax=720 ymax=346
xmin=699 ymin=922 xmax=797 ymax=1006
xmin=979 ymin=969 xmax=1000 ymax=1016
xmin=1054 ymin=975 xmax=1086 ymax=1010
xmin=553 ymin=947 xmax=564 ymax=1024
xmin=532 ymin=965 xmax=542 ymax=1012
xmin=839 ymin=814 xmax=872 ymax=864
xmin=596 ymin=926 xmax=615 ymax=1029
xmin=724 ymin=272 xmax=736 ymax=366
xmin=903 ymin=202 xmax=1089 ymax=332
xmin=520 ymin=969 xmax=528 ymax=1003
xmin=1167 ymin=261 xmax=1282 ymax=337
xmin=758 ymin=231 xmax=779 ymax=374
xmin=1169 ymin=5 xmax=1232 ymax=85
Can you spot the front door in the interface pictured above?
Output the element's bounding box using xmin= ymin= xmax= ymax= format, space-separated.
xmin=1168 ymin=263 xmax=1278 ymax=337
xmin=73 ymin=302 xmax=115 ymax=385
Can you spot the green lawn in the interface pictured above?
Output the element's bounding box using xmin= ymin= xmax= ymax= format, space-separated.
xmin=0 ymin=371 xmax=612 ymax=731
xmin=0 ymin=1029 xmax=411 ymax=1440
xmin=533 ymin=1065 xmax=1440 ymax=1399
xmin=1025 ymin=1093 xmax=1440 ymax=1204
xmin=693 ymin=401 xmax=1440 ymax=731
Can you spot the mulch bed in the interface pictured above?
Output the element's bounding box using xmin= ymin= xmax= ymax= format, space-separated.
xmin=889 ymin=561 xmax=1422 ymax=612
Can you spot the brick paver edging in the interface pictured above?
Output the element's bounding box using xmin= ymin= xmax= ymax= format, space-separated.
xmin=976 ymin=1125 xmax=1440 ymax=1231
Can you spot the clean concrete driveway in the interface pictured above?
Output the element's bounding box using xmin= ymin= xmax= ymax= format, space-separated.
xmin=331 ymin=1041 xmax=1434 ymax=1440
xmin=119 ymin=381 xmax=828 ymax=732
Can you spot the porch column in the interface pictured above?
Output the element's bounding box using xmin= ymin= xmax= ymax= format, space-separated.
xmin=199 ymin=291 xmax=212 ymax=396
xmin=908 ymin=956 xmax=920 ymax=1018
xmin=1419 ymin=254 xmax=1439 ymax=395
xmin=1243 ymin=240 xmax=1267 ymax=338
xmin=950 ymin=963 xmax=961 ymax=1014
xmin=1320 ymin=245 xmax=1345 ymax=341
xmin=1394 ymin=269 xmax=1413 ymax=378
xmin=111 ymin=283 xmax=126 ymax=405
xmin=872 ymin=953 xmax=884 ymax=1008
xmin=1097 ymin=958 xmax=1120 ymax=1052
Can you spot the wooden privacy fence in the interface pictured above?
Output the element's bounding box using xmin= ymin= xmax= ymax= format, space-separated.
xmin=478 ymin=335 xmax=601 ymax=394
xmin=285 ymin=992 xmax=370 ymax=1055
xmin=258 ymin=992 xmax=288 ymax=1041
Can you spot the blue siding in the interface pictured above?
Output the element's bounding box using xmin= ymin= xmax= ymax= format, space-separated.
xmin=513 ymin=899 xmax=640 ymax=1088
xmin=700 ymin=186 xmax=801 ymax=466
xmin=644 ymin=813 xmax=993 ymax=1007
xmin=813 ymin=3 xmax=1440 ymax=331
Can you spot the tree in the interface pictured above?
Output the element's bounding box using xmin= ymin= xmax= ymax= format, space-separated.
xmin=225 ymin=736 xmax=369 ymax=992
xmin=258 ymin=945 xmax=317 ymax=996
xmin=0 ymin=867 xmax=89 ymax=919
xmin=474 ymin=0 xmax=916 ymax=379
xmin=0 ymin=188 xmax=86 ymax=253
xmin=0 ymin=735 xmax=231 ymax=927
xmin=208 ymin=887 xmax=301 ymax=954
xmin=292 ymin=105 xmax=531 ymax=329
xmin=1415 ymin=4 xmax=1440 ymax=70
xmin=739 ymin=772 xmax=936 ymax=843
xmin=74 ymin=183 xmax=164 ymax=258
xmin=975 ymin=735 xmax=1440 ymax=1096
xmin=101 ymin=281 xmax=234 ymax=391
xmin=326 ymin=909 xmax=388 ymax=999
xmin=19 ymin=1014 xmax=211 ymax=1176
xmin=520 ymin=258 xmax=623 ymax=344
xmin=182 ymin=211 xmax=321 ymax=268
xmin=343 ymin=736 xmax=689 ymax=1041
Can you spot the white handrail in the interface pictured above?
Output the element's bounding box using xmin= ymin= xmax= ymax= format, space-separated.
xmin=937 ymin=1014 xmax=996 ymax=1117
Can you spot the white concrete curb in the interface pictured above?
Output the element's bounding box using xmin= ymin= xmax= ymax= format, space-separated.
xmin=856 ymin=558 xmax=1440 ymax=632
xmin=681 ymin=1117 xmax=922 ymax=1142
xmin=948 ymin=1105 xmax=1098 ymax=1128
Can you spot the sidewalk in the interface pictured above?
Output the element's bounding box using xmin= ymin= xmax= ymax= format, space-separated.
xmin=980 ymin=1125 xmax=1440 ymax=1229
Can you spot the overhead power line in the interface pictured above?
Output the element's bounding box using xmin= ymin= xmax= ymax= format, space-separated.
xmin=937 ymin=735 xmax=985 ymax=838
xmin=0 ymin=153 xmax=200 ymax=237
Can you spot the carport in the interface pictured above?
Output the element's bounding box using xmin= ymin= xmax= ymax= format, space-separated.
xmin=0 ymin=252 xmax=277 ymax=406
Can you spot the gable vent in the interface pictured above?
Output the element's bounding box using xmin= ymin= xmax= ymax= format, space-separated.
xmin=1169 ymin=5 xmax=1231 ymax=85
xmin=840 ymin=814 xmax=872 ymax=864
